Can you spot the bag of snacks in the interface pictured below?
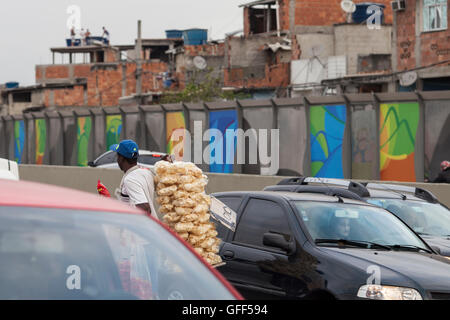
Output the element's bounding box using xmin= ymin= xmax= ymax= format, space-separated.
xmin=154 ymin=161 xmax=222 ymax=266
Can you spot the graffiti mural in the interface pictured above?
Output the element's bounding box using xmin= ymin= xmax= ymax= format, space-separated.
xmin=166 ymin=112 xmax=186 ymax=160
xmin=35 ymin=118 xmax=46 ymax=165
xmin=209 ymin=109 xmax=238 ymax=174
xmin=380 ymin=102 xmax=419 ymax=182
xmin=310 ymin=105 xmax=347 ymax=178
xmin=351 ymin=105 xmax=377 ymax=180
xmin=77 ymin=117 xmax=92 ymax=166
xmin=14 ymin=120 xmax=25 ymax=164
xmin=106 ymin=115 xmax=122 ymax=150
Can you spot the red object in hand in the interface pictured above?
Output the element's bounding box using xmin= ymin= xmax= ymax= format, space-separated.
xmin=97 ymin=180 xmax=111 ymax=197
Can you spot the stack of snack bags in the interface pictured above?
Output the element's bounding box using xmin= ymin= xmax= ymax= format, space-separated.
xmin=154 ymin=161 xmax=223 ymax=266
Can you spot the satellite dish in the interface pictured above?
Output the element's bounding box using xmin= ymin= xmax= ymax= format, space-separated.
xmin=193 ymin=56 xmax=207 ymax=70
xmin=341 ymin=0 xmax=356 ymax=13
xmin=399 ymin=71 xmax=418 ymax=87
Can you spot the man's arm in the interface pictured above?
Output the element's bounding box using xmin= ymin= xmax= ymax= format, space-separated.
xmin=136 ymin=203 xmax=152 ymax=215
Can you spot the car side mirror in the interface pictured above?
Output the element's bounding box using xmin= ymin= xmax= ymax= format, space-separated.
xmin=88 ymin=161 xmax=95 ymax=167
xmin=263 ymin=232 xmax=295 ymax=255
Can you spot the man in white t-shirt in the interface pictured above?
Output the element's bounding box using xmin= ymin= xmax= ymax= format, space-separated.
xmin=110 ymin=140 xmax=159 ymax=220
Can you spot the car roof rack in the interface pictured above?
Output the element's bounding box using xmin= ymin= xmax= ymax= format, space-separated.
xmin=364 ymin=183 xmax=439 ymax=204
xmin=275 ymin=176 xmax=370 ymax=198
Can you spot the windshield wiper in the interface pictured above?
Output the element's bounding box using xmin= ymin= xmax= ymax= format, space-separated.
xmin=388 ymin=244 xmax=432 ymax=254
xmin=315 ymin=239 xmax=391 ymax=250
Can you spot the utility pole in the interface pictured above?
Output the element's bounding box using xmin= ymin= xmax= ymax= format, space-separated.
xmin=136 ymin=20 xmax=143 ymax=99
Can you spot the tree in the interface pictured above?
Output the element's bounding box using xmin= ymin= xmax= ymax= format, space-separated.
xmin=160 ymin=69 xmax=250 ymax=104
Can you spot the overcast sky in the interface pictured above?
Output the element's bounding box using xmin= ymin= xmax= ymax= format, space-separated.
xmin=0 ymin=0 xmax=244 ymax=86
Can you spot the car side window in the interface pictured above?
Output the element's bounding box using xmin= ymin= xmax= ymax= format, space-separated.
xmin=212 ymin=196 xmax=242 ymax=240
xmin=95 ymin=152 xmax=117 ymax=166
xmin=233 ymin=198 xmax=292 ymax=249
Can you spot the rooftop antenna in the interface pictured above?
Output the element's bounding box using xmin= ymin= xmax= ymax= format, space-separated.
xmin=341 ymin=0 xmax=356 ymax=23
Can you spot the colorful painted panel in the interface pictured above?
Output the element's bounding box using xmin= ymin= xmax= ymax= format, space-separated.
xmin=35 ymin=118 xmax=46 ymax=165
xmin=351 ymin=105 xmax=377 ymax=180
xmin=77 ymin=117 xmax=92 ymax=167
xmin=209 ymin=109 xmax=238 ymax=173
xmin=166 ymin=112 xmax=186 ymax=160
xmin=310 ymin=105 xmax=347 ymax=178
xmin=106 ymin=115 xmax=122 ymax=150
xmin=14 ymin=120 xmax=25 ymax=164
xmin=380 ymin=102 xmax=419 ymax=182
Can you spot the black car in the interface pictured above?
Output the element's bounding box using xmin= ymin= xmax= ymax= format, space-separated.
xmin=213 ymin=191 xmax=450 ymax=300
xmin=266 ymin=177 xmax=450 ymax=256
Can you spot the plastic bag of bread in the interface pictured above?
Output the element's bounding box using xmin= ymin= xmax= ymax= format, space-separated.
xmin=156 ymin=196 xmax=172 ymax=205
xmin=157 ymin=185 xmax=177 ymax=196
xmin=154 ymin=160 xmax=223 ymax=266
xmin=173 ymin=197 xmax=196 ymax=208
xmin=175 ymin=207 xmax=193 ymax=216
xmin=160 ymin=175 xmax=179 ymax=185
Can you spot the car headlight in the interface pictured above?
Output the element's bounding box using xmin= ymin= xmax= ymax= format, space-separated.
xmin=357 ymin=285 xmax=422 ymax=300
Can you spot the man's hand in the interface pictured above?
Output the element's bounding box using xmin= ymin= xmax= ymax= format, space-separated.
xmin=97 ymin=180 xmax=111 ymax=197
xmin=161 ymin=154 xmax=174 ymax=163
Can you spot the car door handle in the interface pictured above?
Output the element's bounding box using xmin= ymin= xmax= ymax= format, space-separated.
xmin=222 ymin=250 xmax=235 ymax=260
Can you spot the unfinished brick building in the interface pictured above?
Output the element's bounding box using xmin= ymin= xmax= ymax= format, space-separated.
xmin=34 ymin=39 xmax=182 ymax=108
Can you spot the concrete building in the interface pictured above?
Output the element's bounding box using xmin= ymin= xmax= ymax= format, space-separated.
xmin=394 ymin=0 xmax=450 ymax=91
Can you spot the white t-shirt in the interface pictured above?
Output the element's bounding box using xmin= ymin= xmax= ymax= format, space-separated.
xmin=118 ymin=166 xmax=159 ymax=220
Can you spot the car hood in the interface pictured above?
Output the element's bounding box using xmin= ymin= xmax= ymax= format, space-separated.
xmin=421 ymin=236 xmax=450 ymax=257
xmin=321 ymin=247 xmax=450 ymax=294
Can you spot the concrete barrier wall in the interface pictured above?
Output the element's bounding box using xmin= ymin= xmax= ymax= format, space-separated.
xmin=18 ymin=165 xmax=450 ymax=208
xmin=3 ymin=92 xmax=450 ymax=182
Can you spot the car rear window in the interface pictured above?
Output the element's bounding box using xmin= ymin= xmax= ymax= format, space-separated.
xmin=139 ymin=155 xmax=163 ymax=166
xmin=0 ymin=206 xmax=235 ymax=300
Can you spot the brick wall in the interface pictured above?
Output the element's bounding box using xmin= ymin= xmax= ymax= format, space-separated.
xmin=40 ymin=60 xmax=170 ymax=107
xmin=45 ymin=65 xmax=70 ymax=79
xmin=294 ymin=0 xmax=393 ymax=26
xmin=224 ymin=51 xmax=290 ymax=89
xmin=396 ymin=0 xmax=417 ymax=71
xmin=184 ymin=43 xmax=225 ymax=57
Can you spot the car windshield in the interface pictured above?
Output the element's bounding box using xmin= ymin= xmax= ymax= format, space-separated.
xmin=0 ymin=206 xmax=235 ymax=300
xmin=291 ymin=201 xmax=428 ymax=250
xmin=366 ymin=198 xmax=450 ymax=237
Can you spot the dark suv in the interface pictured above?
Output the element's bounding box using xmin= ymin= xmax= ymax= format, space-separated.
xmin=213 ymin=191 xmax=450 ymax=300
xmin=265 ymin=177 xmax=450 ymax=256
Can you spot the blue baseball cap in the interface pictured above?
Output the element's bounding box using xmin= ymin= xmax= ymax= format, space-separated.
xmin=110 ymin=140 xmax=139 ymax=159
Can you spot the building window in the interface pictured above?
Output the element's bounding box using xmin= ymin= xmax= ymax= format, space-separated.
xmin=423 ymin=0 xmax=448 ymax=32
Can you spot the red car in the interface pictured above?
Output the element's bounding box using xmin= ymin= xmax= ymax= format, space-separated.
xmin=0 ymin=179 xmax=242 ymax=300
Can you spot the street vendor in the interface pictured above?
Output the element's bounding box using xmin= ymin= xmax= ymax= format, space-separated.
xmin=110 ymin=139 xmax=159 ymax=219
